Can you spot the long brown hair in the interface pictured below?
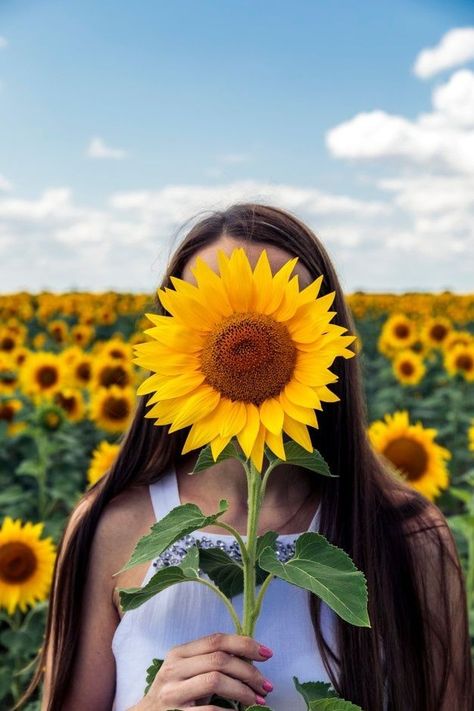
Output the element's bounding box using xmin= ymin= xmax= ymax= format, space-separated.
xmin=18 ymin=203 xmax=472 ymax=710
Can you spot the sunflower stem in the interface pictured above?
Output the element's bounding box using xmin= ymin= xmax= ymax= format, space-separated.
xmin=210 ymin=520 xmax=250 ymax=565
xmin=34 ymin=428 xmax=49 ymax=521
xmin=241 ymin=458 xmax=261 ymax=638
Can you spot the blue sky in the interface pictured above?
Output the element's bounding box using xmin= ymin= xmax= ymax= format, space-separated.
xmin=1 ymin=0 xmax=473 ymax=292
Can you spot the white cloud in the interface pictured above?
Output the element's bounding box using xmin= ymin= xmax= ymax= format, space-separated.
xmin=413 ymin=27 xmax=474 ymax=78
xmin=0 ymin=36 xmax=8 ymax=49
xmin=326 ymin=71 xmax=474 ymax=174
xmin=217 ymin=153 xmax=252 ymax=164
xmin=0 ymin=174 xmax=13 ymax=192
xmin=86 ymin=136 xmax=128 ymax=159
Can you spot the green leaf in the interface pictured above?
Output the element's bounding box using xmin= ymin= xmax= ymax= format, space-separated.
xmin=447 ymin=514 xmax=474 ymax=539
xmin=192 ymin=441 xmax=245 ymax=473
xmin=144 ymin=657 xmax=164 ymax=695
xmin=209 ymin=694 xmax=239 ymax=708
xmin=119 ymin=546 xmax=201 ymax=611
xmin=293 ymin=676 xmax=337 ymax=703
xmin=265 ymin=441 xmax=337 ymax=477
xmin=258 ymin=532 xmax=370 ymax=627
xmin=309 ymin=699 xmax=363 ymax=710
xmin=199 ymin=547 xmax=244 ymax=598
xmin=115 ymin=499 xmax=229 ymax=573
xmin=256 ymin=530 xmax=278 ymax=559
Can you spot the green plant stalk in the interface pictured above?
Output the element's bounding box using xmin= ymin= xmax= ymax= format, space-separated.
xmin=34 ymin=428 xmax=49 ymax=521
xmin=242 ymin=458 xmax=262 ymax=637
xmin=468 ymin=530 xmax=474 ymax=609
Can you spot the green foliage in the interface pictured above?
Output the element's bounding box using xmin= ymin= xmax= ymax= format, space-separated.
xmin=259 ymin=532 xmax=370 ymax=627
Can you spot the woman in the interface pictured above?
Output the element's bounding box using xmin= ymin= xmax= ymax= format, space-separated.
xmin=19 ymin=203 xmax=471 ymax=710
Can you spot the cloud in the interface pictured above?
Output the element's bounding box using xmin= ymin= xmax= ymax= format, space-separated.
xmin=413 ymin=27 xmax=474 ymax=78
xmin=0 ymin=36 xmax=8 ymax=49
xmin=86 ymin=136 xmax=128 ymax=159
xmin=0 ymin=174 xmax=13 ymax=192
xmin=326 ymin=70 xmax=474 ymax=174
xmin=217 ymin=153 xmax=252 ymax=164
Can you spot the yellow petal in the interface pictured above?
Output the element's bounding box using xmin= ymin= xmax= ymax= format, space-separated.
xmin=216 ymin=398 xmax=247 ymax=439
xmin=181 ymin=409 xmax=222 ymax=454
xmin=282 ymin=413 xmax=313 ymax=452
xmin=210 ymin=433 xmax=233 ymax=460
xmin=251 ymin=249 xmax=273 ymax=312
xmin=259 ymin=397 xmax=284 ymax=435
xmin=168 ymin=386 xmax=221 ymax=431
xmin=250 ymin=423 xmax=266 ymax=473
xmin=264 ymin=428 xmax=286 ymax=460
xmin=143 ymin=371 xmax=206 ymax=400
xmin=236 ymin=402 xmax=260 ymax=458
xmin=279 ymin=390 xmax=320 ymax=424
xmin=284 ymin=379 xmax=321 ymax=409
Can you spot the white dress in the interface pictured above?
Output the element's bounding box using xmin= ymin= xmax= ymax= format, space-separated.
xmin=111 ymin=466 xmax=339 ymax=711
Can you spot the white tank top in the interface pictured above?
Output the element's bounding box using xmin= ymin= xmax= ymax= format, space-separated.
xmin=111 ymin=466 xmax=338 ymax=711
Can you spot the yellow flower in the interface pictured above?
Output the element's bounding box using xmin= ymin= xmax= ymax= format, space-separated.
xmin=91 ymin=356 xmax=135 ymax=390
xmin=443 ymin=343 xmax=474 ymax=382
xmin=133 ymin=247 xmax=356 ymax=472
xmin=392 ymin=350 xmax=426 ymax=386
xmin=0 ymin=397 xmax=25 ymax=436
xmin=90 ymin=385 xmax=135 ymax=433
xmin=87 ymin=440 xmax=120 ymax=487
xmin=99 ymin=338 xmax=133 ymax=362
xmin=52 ymin=388 xmax=86 ymax=421
xmin=421 ymin=316 xmax=452 ymax=349
xmin=20 ymin=351 xmax=66 ymax=397
xmin=368 ymin=410 xmax=451 ymax=501
xmin=0 ymin=516 xmax=56 ymax=615
xmin=378 ymin=314 xmax=418 ymax=355
xmin=468 ymin=419 xmax=474 ymax=453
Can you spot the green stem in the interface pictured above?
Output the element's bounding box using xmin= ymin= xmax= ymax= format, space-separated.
xmin=35 ymin=429 xmax=49 ymax=521
xmin=242 ymin=459 xmax=262 ymax=637
xmin=252 ymin=573 xmax=274 ymax=626
xmin=467 ymin=531 xmax=474 ymax=608
xmin=210 ymin=521 xmax=250 ymax=565
xmin=193 ymin=578 xmax=243 ymax=634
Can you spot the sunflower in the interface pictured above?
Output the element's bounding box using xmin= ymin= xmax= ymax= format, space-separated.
xmin=0 ymin=516 xmax=56 ymax=615
xmin=443 ymin=343 xmax=474 ymax=382
xmin=71 ymin=324 xmax=94 ymax=348
xmin=52 ymin=388 xmax=86 ymax=422
xmin=68 ymin=352 xmax=94 ymax=388
xmin=444 ymin=330 xmax=473 ymax=352
xmin=468 ymin=419 xmax=474 ymax=453
xmin=378 ymin=314 xmax=418 ymax=356
xmin=20 ymin=351 xmax=66 ymax=397
xmin=0 ymin=397 xmax=25 ymax=436
xmin=90 ymin=385 xmax=135 ymax=433
xmin=0 ymin=327 xmax=20 ymax=353
xmin=99 ymin=338 xmax=133 ymax=362
xmin=0 ymin=353 xmax=19 ymax=394
xmin=392 ymin=350 xmax=426 ymax=386
xmin=48 ymin=319 xmax=69 ymax=345
xmin=421 ymin=316 xmax=452 ymax=349
xmin=87 ymin=440 xmax=120 ymax=487
xmin=91 ymin=356 xmax=134 ymax=390
xmin=368 ymin=410 xmax=451 ymax=501
xmin=133 ymin=247 xmax=356 ymax=472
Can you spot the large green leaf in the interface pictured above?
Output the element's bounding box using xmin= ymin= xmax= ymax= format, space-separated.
xmin=265 ymin=442 xmax=338 ymax=477
xmin=258 ymin=532 xmax=370 ymax=627
xmin=309 ymin=700 xmax=362 ymax=710
xmin=120 ymin=546 xmax=201 ymax=610
xmin=293 ymin=676 xmax=337 ymax=702
xmin=199 ymin=533 xmax=278 ymax=598
xmin=192 ymin=441 xmax=245 ymax=473
xmin=115 ymin=499 xmax=229 ymax=573
xmin=144 ymin=657 xmax=164 ymax=695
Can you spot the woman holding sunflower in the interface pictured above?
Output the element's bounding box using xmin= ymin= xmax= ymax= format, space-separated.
xmin=17 ymin=204 xmax=471 ymax=711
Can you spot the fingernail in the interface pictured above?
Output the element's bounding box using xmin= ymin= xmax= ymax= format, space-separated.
xmin=258 ymin=644 xmax=273 ymax=658
xmin=262 ymin=679 xmax=273 ymax=692
xmin=255 ymin=695 xmax=266 ymax=705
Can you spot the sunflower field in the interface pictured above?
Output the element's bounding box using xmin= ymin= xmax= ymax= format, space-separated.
xmin=0 ymin=290 xmax=473 ymax=710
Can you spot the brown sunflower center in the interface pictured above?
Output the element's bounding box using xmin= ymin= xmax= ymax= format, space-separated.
xmin=0 ymin=336 xmax=15 ymax=351
xmin=102 ymin=396 xmax=130 ymax=420
xmin=110 ymin=349 xmax=125 ymax=359
xmin=0 ymin=404 xmax=15 ymax=422
xmin=200 ymin=312 xmax=297 ymax=406
xmin=394 ymin=324 xmax=409 ymax=339
xmin=76 ymin=362 xmax=91 ymax=382
xmin=455 ymin=353 xmax=473 ymax=372
xmin=400 ymin=361 xmax=414 ymax=376
xmin=430 ymin=324 xmax=447 ymax=341
xmin=37 ymin=366 xmax=58 ymax=388
xmin=99 ymin=365 xmax=130 ymax=388
xmin=383 ymin=436 xmax=428 ymax=482
xmin=54 ymin=393 xmax=77 ymax=414
xmin=0 ymin=541 xmax=37 ymax=583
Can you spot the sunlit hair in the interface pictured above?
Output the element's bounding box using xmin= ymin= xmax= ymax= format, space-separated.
xmin=19 ymin=203 xmax=472 ymax=710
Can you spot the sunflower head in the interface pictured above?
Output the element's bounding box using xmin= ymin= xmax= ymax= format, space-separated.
xmin=133 ymin=246 xmax=356 ymax=472
xmin=0 ymin=516 xmax=56 ymax=615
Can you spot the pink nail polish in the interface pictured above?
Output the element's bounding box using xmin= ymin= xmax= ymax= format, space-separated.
xmin=255 ymin=695 xmax=266 ymax=705
xmin=258 ymin=644 xmax=273 ymax=658
xmin=262 ymin=679 xmax=273 ymax=692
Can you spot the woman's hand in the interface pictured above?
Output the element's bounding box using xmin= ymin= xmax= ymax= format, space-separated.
xmin=129 ymin=631 xmax=274 ymax=710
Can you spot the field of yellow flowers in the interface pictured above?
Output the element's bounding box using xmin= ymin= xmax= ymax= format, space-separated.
xmin=0 ymin=290 xmax=473 ymax=710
